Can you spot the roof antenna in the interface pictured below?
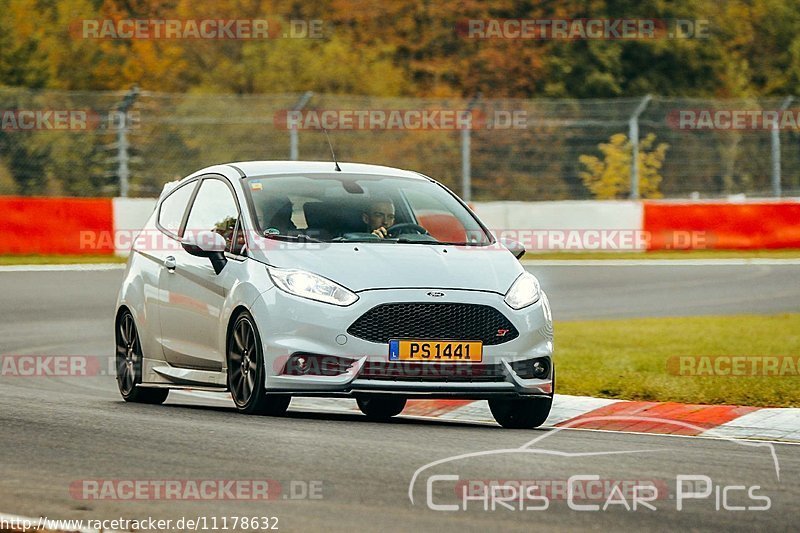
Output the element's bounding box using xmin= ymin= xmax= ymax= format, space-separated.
xmin=321 ymin=126 xmax=341 ymax=172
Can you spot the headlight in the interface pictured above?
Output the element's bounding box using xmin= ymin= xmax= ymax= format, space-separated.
xmin=504 ymin=272 xmax=541 ymax=309
xmin=267 ymin=266 xmax=358 ymax=306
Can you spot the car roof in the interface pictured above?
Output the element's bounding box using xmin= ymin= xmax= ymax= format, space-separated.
xmin=160 ymin=161 xmax=433 ymax=200
xmin=227 ymin=161 xmax=429 ymax=181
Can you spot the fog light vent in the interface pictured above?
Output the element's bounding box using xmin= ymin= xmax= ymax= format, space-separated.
xmin=510 ymin=357 xmax=551 ymax=380
xmin=531 ymin=360 xmax=548 ymax=379
xmin=282 ymin=354 xmax=355 ymax=376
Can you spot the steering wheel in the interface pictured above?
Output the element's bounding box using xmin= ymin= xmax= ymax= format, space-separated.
xmin=386 ymin=223 xmax=429 ymax=237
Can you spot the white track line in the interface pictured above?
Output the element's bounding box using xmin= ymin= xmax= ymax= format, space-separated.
xmin=0 ymin=263 xmax=125 ymax=272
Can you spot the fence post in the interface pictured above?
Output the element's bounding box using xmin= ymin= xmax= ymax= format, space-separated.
xmin=771 ymin=96 xmax=793 ymax=197
xmin=461 ymin=94 xmax=481 ymax=202
xmin=115 ymin=86 xmax=139 ymax=198
xmin=290 ymin=91 xmax=313 ymax=161
xmin=628 ymin=95 xmax=652 ymax=200
xmin=461 ymin=127 xmax=471 ymax=202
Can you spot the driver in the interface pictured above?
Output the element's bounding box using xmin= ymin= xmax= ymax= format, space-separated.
xmin=362 ymin=198 xmax=396 ymax=239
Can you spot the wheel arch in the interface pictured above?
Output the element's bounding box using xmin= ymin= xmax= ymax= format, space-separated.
xmin=115 ymin=304 xmax=132 ymax=324
xmin=225 ymin=305 xmax=252 ymax=357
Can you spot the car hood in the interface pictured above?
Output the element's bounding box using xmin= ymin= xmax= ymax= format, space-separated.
xmin=249 ymin=239 xmax=523 ymax=293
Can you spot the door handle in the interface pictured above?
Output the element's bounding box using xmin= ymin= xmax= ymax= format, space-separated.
xmin=164 ymin=256 xmax=176 ymax=272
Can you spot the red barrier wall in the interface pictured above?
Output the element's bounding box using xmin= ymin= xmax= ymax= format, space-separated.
xmin=644 ymin=202 xmax=800 ymax=250
xmin=2 ymin=197 xmax=798 ymax=255
xmin=0 ymin=196 xmax=114 ymax=255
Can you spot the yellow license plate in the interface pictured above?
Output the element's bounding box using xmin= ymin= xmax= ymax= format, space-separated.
xmin=388 ymin=340 xmax=483 ymax=362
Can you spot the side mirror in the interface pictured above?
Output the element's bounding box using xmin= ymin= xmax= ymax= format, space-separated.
xmin=182 ymin=231 xmax=228 ymax=274
xmin=500 ymin=237 xmax=525 ymax=260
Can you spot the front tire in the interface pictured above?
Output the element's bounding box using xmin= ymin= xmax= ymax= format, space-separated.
xmin=489 ymin=396 xmax=552 ymax=429
xmin=356 ymin=395 xmax=407 ymax=420
xmin=227 ymin=311 xmax=290 ymax=416
xmin=115 ymin=310 xmax=169 ymax=405
xmin=490 ymin=364 xmax=555 ymax=429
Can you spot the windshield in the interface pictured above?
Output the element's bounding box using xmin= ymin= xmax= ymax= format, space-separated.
xmin=243 ymin=173 xmax=492 ymax=245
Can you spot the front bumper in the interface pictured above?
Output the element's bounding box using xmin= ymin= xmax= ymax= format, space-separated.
xmin=249 ymin=287 xmax=554 ymax=399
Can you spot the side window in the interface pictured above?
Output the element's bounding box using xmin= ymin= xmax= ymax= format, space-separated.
xmin=402 ymin=188 xmax=467 ymax=243
xmin=158 ymin=182 xmax=196 ymax=237
xmin=184 ymin=179 xmax=244 ymax=255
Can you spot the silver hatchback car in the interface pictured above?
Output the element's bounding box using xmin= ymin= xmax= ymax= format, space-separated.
xmin=115 ymin=161 xmax=554 ymax=428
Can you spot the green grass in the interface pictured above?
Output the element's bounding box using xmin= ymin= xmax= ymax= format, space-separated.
xmin=0 ymin=255 xmax=127 ymax=265
xmin=555 ymin=314 xmax=800 ymax=407
xmin=523 ymin=249 xmax=800 ymax=260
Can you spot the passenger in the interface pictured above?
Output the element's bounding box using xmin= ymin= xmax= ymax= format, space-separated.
xmin=261 ymin=196 xmax=296 ymax=235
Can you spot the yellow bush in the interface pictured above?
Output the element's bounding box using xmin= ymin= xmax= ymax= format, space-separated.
xmin=579 ymin=133 xmax=669 ymax=199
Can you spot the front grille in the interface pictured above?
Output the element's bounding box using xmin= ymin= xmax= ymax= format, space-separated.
xmin=358 ymin=361 xmax=507 ymax=382
xmin=347 ymin=303 xmax=519 ymax=345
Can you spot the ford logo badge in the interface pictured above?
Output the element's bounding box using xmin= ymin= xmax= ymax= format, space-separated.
xmin=426 ymin=291 xmax=445 ymax=298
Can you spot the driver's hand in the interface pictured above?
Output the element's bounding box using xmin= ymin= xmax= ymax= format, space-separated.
xmin=371 ymin=226 xmax=388 ymax=239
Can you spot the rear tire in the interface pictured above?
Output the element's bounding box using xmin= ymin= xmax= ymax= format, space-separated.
xmin=356 ymin=395 xmax=407 ymax=420
xmin=227 ymin=311 xmax=290 ymax=416
xmin=115 ymin=310 xmax=169 ymax=405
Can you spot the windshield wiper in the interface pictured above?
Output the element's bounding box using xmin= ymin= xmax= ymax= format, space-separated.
xmin=263 ymin=233 xmax=322 ymax=243
xmin=395 ymin=238 xmax=488 ymax=246
xmin=395 ymin=238 xmax=440 ymax=244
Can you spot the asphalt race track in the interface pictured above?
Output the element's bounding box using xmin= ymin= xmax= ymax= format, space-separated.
xmin=1 ymin=264 xmax=799 ymax=531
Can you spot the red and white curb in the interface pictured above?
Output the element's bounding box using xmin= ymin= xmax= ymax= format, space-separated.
xmin=173 ymin=391 xmax=800 ymax=443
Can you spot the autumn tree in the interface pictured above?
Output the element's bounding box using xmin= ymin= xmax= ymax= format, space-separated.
xmin=4 ymin=0 xmax=800 ymax=98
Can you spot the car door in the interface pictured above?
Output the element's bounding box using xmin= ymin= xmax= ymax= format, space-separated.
xmin=158 ymin=175 xmax=247 ymax=370
xmin=143 ymin=178 xmax=200 ymax=355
